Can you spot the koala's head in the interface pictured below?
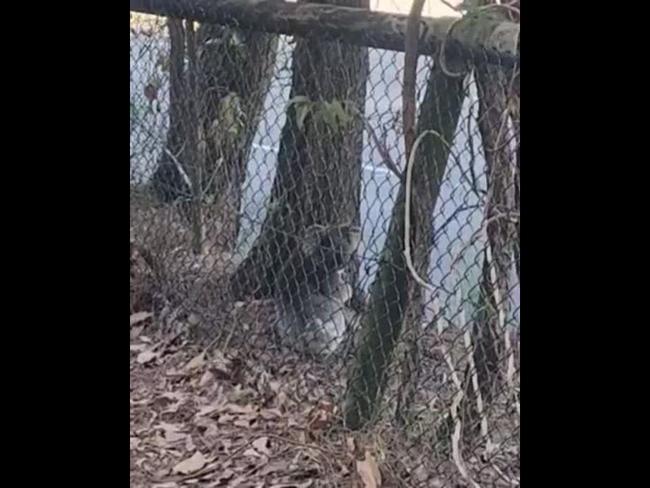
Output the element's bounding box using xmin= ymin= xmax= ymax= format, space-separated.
xmin=343 ymin=225 xmax=362 ymax=255
xmin=301 ymin=223 xmax=361 ymax=259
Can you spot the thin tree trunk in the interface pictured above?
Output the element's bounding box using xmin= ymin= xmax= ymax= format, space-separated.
xmin=184 ymin=20 xmax=206 ymax=255
xmin=150 ymin=19 xmax=277 ymax=253
xmin=195 ymin=25 xmax=278 ymax=251
xmin=460 ymin=53 xmax=518 ymax=445
xmin=152 ymin=19 xmax=191 ymax=207
xmin=463 ymin=247 xmax=503 ymax=433
xmin=394 ymin=181 xmax=436 ymax=427
xmin=344 ymin=67 xmax=466 ymax=430
xmin=510 ymin=66 xmax=520 ymax=281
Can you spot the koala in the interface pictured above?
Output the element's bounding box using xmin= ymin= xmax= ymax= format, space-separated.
xmin=274 ymin=224 xmax=361 ymax=357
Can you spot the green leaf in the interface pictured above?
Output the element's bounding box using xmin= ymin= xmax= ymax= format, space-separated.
xmin=296 ymin=103 xmax=311 ymax=132
xmin=330 ymin=100 xmax=351 ymax=127
xmin=287 ymin=95 xmax=310 ymax=107
xmin=320 ymin=101 xmax=338 ymax=131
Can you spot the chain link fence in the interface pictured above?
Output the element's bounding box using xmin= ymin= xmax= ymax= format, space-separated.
xmin=130 ymin=2 xmax=519 ymax=486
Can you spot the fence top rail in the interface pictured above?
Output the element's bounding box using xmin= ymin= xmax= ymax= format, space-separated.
xmin=130 ymin=0 xmax=519 ymax=68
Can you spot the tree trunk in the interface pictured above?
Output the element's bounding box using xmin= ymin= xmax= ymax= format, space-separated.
xmin=461 ymin=248 xmax=503 ymax=438
xmin=230 ymin=0 xmax=369 ymax=302
xmin=512 ymin=83 xmax=520 ymax=281
xmin=150 ymin=18 xmax=277 ymax=253
xmin=194 ymin=25 xmax=278 ymax=251
xmin=344 ymin=67 xmax=466 ymax=430
xmin=184 ymin=20 xmax=205 ymax=254
xmin=151 ymin=19 xmax=191 ymax=206
xmin=394 ymin=184 xmax=435 ymax=427
xmin=510 ymin=65 xmax=520 ymax=281
xmin=460 ymin=36 xmax=518 ymax=444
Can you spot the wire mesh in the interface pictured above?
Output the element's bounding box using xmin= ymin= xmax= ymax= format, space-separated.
xmin=130 ymin=3 xmax=519 ymax=487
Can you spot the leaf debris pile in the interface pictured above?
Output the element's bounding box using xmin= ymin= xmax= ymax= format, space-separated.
xmin=131 ymin=300 xmax=520 ymax=488
xmin=131 ymin=325 xmax=388 ymax=488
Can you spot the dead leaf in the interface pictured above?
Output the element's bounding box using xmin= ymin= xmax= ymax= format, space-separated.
xmin=224 ymin=403 xmax=256 ymax=415
xmin=276 ymin=391 xmax=289 ymax=407
xmin=258 ymin=460 xmax=290 ymax=478
xmin=172 ymin=451 xmax=207 ymax=475
xmin=165 ymin=431 xmax=186 ymax=443
xmin=260 ymin=408 xmax=283 ymax=420
xmin=234 ymin=419 xmax=254 ymax=428
xmin=308 ymin=402 xmax=334 ymax=431
xmin=289 ymin=451 xmax=303 ymax=470
xmin=346 ymin=436 xmax=356 ymax=453
xmin=223 ymin=475 xmax=249 ymax=487
xmin=204 ymin=468 xmax=235 ymax=487
xmin=149 ymin=433 xmax=167 ymax=448
xmin=157 ymin=423 xmax=185 ymax=444
xmin=270 ymin=482 xmax=313 ymax=488
xmin=185 ymin=435 xmax=196 ymax=452
xmin=243 ymin=448 xmax=263 ymax=458
xmin=130 ymin=325 xmax=144 ymax=340
xmin=217 ymin=413 xmax=236 ymax=425
xmin=165 ymin=367 xmax=182 ymax=377
xmin=158 ymin=421 xmax=181 ymax=432
xmin=252 ymin=437 xmax=271 ymax=456
xmin=153 ymin=467 xmax=171 ymax=479
xmin=195 ymin=405 xmax=218 ymax=418
xmin=211 ymin=364 xmax=233 ymax=381
xmin=198 ymin=370 xmax=215 ymax=388
xmin=157 ymin=392 xmax=186 ymax=413
xmin=227 ymin=385 xmax=253 ymax=403
xmin=161 ymin=404 xmax=180 ymax=415
xmin=137 ymin=349 xmax=159 ymax=365
xmin=160 ymin=392 xmax=185 ymax=402
xmin=183 ymin=351 xmax=206 ymax=373
xmin=203 ymin=423 xmax=219 ymax=438
xmin=130 ymin=311 xmax=152 ymax=327
xmin=356 ymin=451 xmax=381 ymax=488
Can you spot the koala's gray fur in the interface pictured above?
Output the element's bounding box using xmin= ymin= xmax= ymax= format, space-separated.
xmin=274 ymin=224 xmax=361 ymax=357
